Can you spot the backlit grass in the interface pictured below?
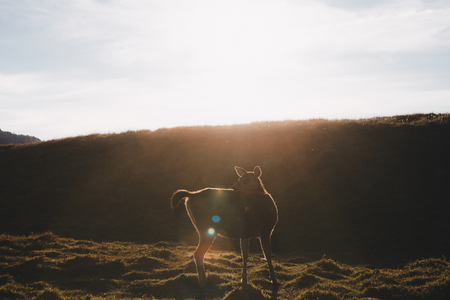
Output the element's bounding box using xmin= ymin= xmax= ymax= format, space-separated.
xmin=1 ymin=232 xmax=449 ymax=299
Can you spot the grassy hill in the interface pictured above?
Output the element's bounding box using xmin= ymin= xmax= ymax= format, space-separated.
xmin=1 ymin=113 xmax=450 ymax=268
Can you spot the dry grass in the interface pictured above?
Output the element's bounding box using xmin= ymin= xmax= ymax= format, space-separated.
xmin=1 ymin=232 xmax=449 ymax=299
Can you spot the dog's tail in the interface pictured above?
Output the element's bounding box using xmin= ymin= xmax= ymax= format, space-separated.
xmin=170 ymin=189 xmax=192 ymax=209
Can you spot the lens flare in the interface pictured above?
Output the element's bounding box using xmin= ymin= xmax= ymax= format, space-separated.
xmin=212 ymin=215 xmax=220 ymax=223
xmin=208 ymin=228 xmax=215 ymax=235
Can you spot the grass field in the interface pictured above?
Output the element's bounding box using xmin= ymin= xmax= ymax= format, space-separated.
xmin=1 ymin=113 xmax=450 ymax=299
xmin=1 ymin=232 xmax=449 ymax=300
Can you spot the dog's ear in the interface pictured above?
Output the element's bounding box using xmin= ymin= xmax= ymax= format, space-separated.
xmin=253 ymin=166 xmax=262 ymax=178
xmin=234 ymin=166 xmax=248 ymax=177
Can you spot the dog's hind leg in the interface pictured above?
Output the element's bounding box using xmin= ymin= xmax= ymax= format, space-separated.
xmin=194 ymin=231 xmax=216 ymax=288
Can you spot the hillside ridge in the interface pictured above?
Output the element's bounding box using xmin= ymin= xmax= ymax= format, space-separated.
xmin=1 ymin=113 xmax=449 ymax=267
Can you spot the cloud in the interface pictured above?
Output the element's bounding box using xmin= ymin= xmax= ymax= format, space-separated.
xmin=4 ymin=0 xmax=449 ymax=73
xmin=315 ymin=0 xmax=450 ymax=11
xmin=316 ymin=0 xmax=394 ymax=10
xmin=1 ymin=0 xmax=450 ymax=140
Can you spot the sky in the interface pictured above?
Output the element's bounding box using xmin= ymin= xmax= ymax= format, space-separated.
xmin=1 ymin=0 xmax=450 ymax=141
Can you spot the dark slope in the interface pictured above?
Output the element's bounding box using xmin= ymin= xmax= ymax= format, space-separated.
xmin=1 ymin=113 xmax=449 ymax=266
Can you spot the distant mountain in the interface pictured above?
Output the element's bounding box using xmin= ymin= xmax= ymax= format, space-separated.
xmin=0 ymin=129 xmax=40 ymax=144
